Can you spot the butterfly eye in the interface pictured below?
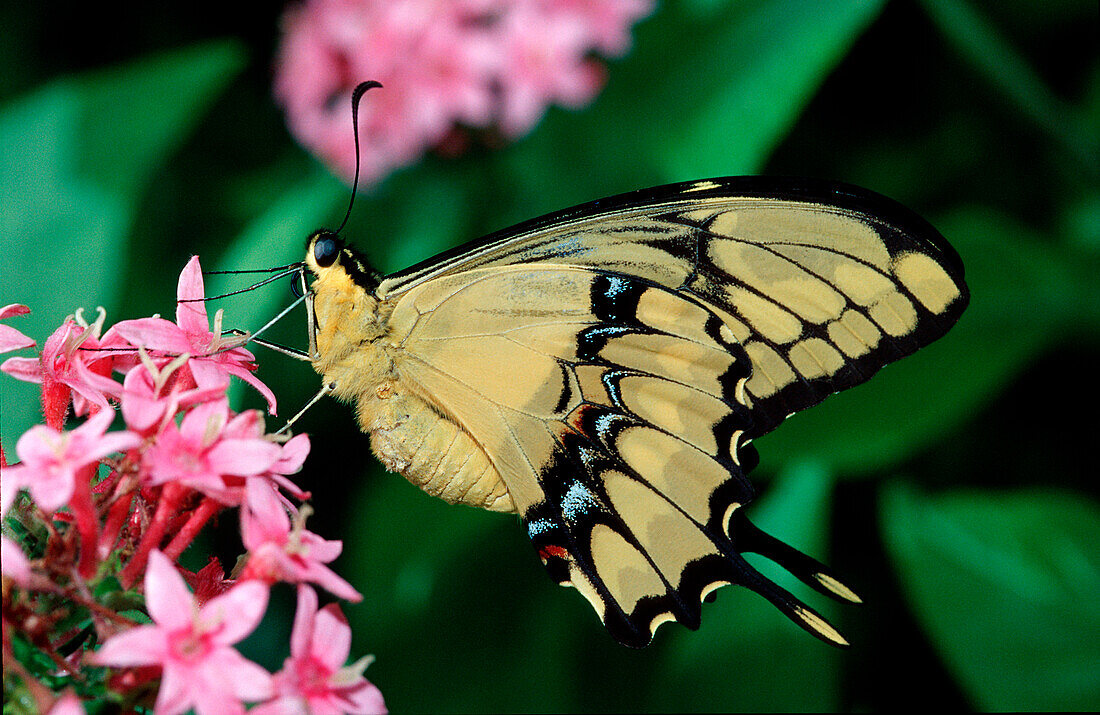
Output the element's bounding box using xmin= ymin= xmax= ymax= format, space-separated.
xmin=313 ymin=233 xmax=341 ymax=268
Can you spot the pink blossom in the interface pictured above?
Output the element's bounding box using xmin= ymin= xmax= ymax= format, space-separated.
xmin=46 ymin=692 xmax=85 ymax=715
xmin=119 ymin=354 xmax=227 ymax=435
xmin=0 ymin=303 xmax=35 ymax=353
xmin=111 ymin=256 xmax=278 ymax=414
xmin=253 ymin=585 xmax=385 ymax=715
xmin=2 ymin=408 xmax=139 ymax=513
xmin=1 ymin=535 xmax=32 ymax=586
xmin=274 ymin=0 xmax=653 ymax=184
xmin=240 ymin=479 xmax=361 ymax=601
xmin=494 ymin=2 xmax=606 ymax=137
xmin=2 ymin=311 xmax=123 ymax=422
xmin=94 ymin=551 xmax=273 ymax=715
xmin=141 ymin=400 xmax=282 ymax=504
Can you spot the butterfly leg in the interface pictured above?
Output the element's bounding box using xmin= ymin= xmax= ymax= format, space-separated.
xmin=302 ymin=269 xmax=319 ymax=360
xmin=275 ymin=380 xmax=337 ymax=436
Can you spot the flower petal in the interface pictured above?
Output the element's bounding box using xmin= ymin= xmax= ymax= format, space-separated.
xmin=203 ymin=580 xmax=269 ymax=645
xmin=92 ymin=625 xmax=168 ymax=667
xmin=111 ymin=317 xmax=193 ymax=354
xmin=311 ymin=604 xmax=352 ymax=671
xmin=145 ymin=550 xmax=196 ymax=631
xmin=175 ymin=256 xmax=211 ymax=337
xmin=289 ymin=585 xmax=319 ymax=659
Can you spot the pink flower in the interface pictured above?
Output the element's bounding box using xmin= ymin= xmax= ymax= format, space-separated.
xmin=119 ymin=355 xmax=227 ymax=435
xmin=253 ymin=585 xmax=385 ymax=715
xmin=111 ymin=256 xmax=278 ymax=414
xmin=94 ymin=550 xmax=273 ymax=715
xmin=494 ymin=2 xmax=606 ymax=137
xmin=240 ymin=479 xmax=361 ymax=601
xmin=1 ymin=535 xmax=32 ymax=587
xmin=274 ymin=0 xmax=653 ymax=184
xmin=0 ymin=304 xmax=35 ymax=353
xmin=2 ymin=311 xmax=123 ymax=424
xmin=141 ymin=400 xmax=282 ymax=504
xmin=2 ymin=408 xmax=139 ymax=513
xmin=47 ymin=692 xmax=85 ymax=715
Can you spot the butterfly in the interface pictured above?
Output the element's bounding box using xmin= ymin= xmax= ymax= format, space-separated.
xmin=295 ymin=175 xmax=968 ymax=648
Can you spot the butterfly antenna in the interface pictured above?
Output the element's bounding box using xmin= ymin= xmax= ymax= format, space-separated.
xmin=178 ymin=265 xmax=304 ymax=303
xmin=334 ymin=80 xmax=383 ymax=235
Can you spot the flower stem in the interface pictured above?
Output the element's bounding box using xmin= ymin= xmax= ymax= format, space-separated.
xmin=164 ymin=497 xmax=222 ymax=561
xmin=118 ymin=483 xmax=185 ymax=587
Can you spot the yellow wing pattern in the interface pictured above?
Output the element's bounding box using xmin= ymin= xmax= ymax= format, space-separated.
xmin=380 ymin=178 xmax=967 ymax=439
xmin=310 ymin=177 xmax=968 ymax=647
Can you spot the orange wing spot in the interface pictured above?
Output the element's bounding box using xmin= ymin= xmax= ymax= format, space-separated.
xmin=539 ymin=545 xmax=570 ymax=563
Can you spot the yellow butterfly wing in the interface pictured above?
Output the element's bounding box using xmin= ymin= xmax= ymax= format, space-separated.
xmin=379 ymin=178 xmax=968 ymax=439
xmin=308 ymin=177 xmax=968 ymax=647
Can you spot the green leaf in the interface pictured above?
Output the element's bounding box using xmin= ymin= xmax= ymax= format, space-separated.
xmin=486 ymin=0 xmax=886 ymax=229
xmin=755 ymin=206 xmax=1082 ymax=475
xmin=881 ymin=483 xmax=1100 ymax=710
xmin=919 ymin=0 xmax=1099 ymax=174
xmin=653 ymin=462 xmax=844 ymax=712
xmin=0 ymin=41 xmax=244 ymax=446
xmin=647 ymin=0 xmax=887 ymax=180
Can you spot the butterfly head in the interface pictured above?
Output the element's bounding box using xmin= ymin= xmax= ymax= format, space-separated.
xmin=304 ymin=229 xmax=382 ymax=291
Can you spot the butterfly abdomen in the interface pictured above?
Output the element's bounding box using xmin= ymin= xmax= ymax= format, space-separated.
xmin=363 ymin=385 xmax=515 ymax=512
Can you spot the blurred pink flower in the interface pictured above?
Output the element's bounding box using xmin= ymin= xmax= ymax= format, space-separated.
xmin=141 ymin=400 xmax=282 ymax=503
xmin=2 ymin=408 xmax=139 ymax=513
xmin=46 ymin=692 xmax=85 ymax=715
xmin=94 ymin=551 xmax=273 ymax=715
xmin=253 ymin=585 xmax=386 ymax=715
xmin=111 ymin=256 xmax=278 ymax=414
xmin=0 ymin=303 xmax=35 ymax=353
xmin=274 ymin=0 xmax=653 ymax=184
xmin=240 ymin=479 xmax=361 ymax=601
xmin=1 ymin=535 xmax=32 ymax=586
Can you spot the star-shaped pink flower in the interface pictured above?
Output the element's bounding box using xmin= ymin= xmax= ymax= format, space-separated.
xmin=93 ymin=550 xmax=274 ymax=715
xmin=2 ymin=314 xmax=123 ymax=424
xmin=140 ymin=400 xmax=282 ymax=504
xmin=253 ymin=585 xmax=386 ymax=715
xmin=111 ymin=256 xmax=277 ymax=414
xmin=2 ymin=408 xmax=139 ymax=513
xmin=240 ymin=479 xmax=361 ymax=601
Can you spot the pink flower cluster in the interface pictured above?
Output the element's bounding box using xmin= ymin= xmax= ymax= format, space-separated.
xmin=1 ymin=259 xmax=384 ymax=714
xmin=275 ymin=0 xmax=654 ymax=184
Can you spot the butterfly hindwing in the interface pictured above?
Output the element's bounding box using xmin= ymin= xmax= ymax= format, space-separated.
xmin=384 ymin=264 xmax=858 ymax=645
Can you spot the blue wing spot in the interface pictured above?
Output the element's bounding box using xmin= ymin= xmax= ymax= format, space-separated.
xmin=562 ymin=481 xmax=600 ymax=522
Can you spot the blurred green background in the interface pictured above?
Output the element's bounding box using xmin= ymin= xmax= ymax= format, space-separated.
xmin=2 ymin=0 xmax=1098 ymax=711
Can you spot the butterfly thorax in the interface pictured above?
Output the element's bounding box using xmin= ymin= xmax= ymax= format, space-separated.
xmin=308 ymin=256 xmax=516 ymax=513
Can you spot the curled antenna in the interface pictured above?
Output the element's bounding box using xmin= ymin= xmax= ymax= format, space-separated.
xmin=335 ymin=80 xmax=383 ymax=235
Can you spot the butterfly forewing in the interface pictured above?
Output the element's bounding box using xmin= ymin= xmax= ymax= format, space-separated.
xmin=379 ymin=178 xmax=968 ymax=438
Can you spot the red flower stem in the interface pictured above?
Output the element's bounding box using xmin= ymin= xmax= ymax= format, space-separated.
xmin=71 ymin=464 xmax=100 ymax=579
xmin=163 ymin=497 xmax=222 ymax=561
xmin=98 ymin=489 xmax=134 ymax=560
xmin=118 ymin=483 xmax=185 ymax=587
